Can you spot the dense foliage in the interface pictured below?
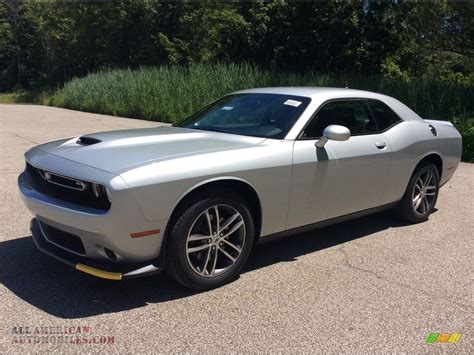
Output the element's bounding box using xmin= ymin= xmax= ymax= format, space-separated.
xmin=1 ymin=1 xmax=473 ymax=90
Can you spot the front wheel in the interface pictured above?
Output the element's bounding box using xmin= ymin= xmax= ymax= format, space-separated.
xmin=398 ymin=163 xmax=440 ymax=223
xmin=165 ymin=191 xmax=255 ymax=290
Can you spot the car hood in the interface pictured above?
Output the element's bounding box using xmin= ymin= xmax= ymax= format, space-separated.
xmin=33 ymin=126 xmax=266 ymax=173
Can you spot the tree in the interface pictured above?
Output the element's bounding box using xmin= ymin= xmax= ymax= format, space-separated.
xmin=0 ymin=0 xmax=472 ymax=90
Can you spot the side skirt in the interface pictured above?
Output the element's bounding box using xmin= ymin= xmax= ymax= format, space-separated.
xmin=257 ymin=202 xmax=398 ymax=245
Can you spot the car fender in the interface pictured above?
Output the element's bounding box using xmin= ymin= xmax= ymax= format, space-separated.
xmin=174 ymin=175 xmax=262 ymax=208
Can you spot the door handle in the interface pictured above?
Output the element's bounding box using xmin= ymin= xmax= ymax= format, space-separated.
xmin=375 ymin=142 xmax=386 ymax=149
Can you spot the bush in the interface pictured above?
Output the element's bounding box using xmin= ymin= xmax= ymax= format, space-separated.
xmin=454 ymin=117 xmax=474 ymax=162
xmin=49 ymin=63 xmax=473 ymax=161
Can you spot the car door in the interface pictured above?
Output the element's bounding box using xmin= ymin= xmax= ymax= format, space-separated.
xmin=286 ymin=99 xmax=393 ymax=229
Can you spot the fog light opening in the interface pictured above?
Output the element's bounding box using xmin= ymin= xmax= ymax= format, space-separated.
xmin=104 ymin=247 xmax=118 ymax=262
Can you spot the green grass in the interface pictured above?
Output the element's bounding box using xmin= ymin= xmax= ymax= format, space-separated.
xmin=0 ymin=91 xmax=52 ymax=105
xmin=0 ymin=92 xmax=28 ymax=104
xmin=3 ymin=63 xmax=473 ymax=161
xmin=50 ymin=63 xmax=473 ymax=125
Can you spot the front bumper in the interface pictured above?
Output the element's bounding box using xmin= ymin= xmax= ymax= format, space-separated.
xmin=19 ymin=164 xmax=168 ymax=262
xmin=30 ymin=218 xmax=161 ymax=280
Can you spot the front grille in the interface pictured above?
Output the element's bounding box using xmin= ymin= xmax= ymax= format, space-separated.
xmin=40 ymin=221 xmax=86 ymax=255
xmin=43 ymin=172 xmax=87 ymax=191
xmin=26 ymin=162 xmax=111 ymax=211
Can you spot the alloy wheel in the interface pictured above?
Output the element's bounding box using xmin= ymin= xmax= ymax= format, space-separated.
xmin=185 ymin=204 xmax=246 ymax=277
xmin=412 ymin=170 xmax=437 ymax=215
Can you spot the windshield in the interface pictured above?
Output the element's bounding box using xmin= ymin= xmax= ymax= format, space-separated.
xmin=179 ymin=93 xmax=311 ymax=139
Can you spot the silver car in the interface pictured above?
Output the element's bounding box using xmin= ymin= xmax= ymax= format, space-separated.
xmin=18 ymin=87 xmax=462 ymax=290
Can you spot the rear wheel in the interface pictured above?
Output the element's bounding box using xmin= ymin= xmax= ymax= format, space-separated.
xmin=165 ymin=191 xmax=254 ymax=290
xmin=398 ymin=163 xmax=439 ymax=223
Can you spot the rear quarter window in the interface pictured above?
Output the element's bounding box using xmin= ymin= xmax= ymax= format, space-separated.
xmin=367 ymin=100 xmax=402 ymax=131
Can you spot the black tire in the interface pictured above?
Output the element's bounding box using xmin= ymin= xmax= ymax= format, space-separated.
xmin=398 ymin=163 xmax=440 ymax=223
xmin=165 ymin=189 xmax=255 ymax=290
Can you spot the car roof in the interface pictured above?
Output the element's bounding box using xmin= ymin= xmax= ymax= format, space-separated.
xmin=233 ymin=86 xmax=423 ymax=123
xmin=234 ymin=86 xmax=385 ymax=99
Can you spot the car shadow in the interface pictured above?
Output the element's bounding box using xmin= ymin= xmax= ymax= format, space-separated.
xmin=0 ymin=210 xmax=411 ymax=319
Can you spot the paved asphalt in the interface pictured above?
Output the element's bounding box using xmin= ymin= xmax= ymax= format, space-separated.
xmin=0 ymin=104 xmax=472 ymax=353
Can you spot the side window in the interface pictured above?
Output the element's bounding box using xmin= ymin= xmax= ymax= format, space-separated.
xmin=367 ymin=100 xmax=401 ymax=131
xmin=303 ymin=100 xmax=377 ymax=138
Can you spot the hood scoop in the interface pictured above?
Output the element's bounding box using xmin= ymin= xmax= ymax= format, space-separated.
xmin=77 ymin=136 xmax=101 ymax=146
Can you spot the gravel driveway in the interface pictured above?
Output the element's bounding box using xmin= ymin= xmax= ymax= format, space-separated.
xmin=0 ymin=104 xmax=472 ymax=352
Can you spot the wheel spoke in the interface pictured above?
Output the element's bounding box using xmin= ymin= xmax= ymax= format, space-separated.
xmin=210 ymin=249 xmax=218 ymax=276
xmin=188 ymin=234 xmax=210 ymax=242
xmin=221 ymin=220 xmax=244 ymax=239
xmin=426 ymin=185 xmax=436 ymax=190
xmin=413 ymin=194 xmax=423 ymax=210
xmin=187 ymin=243 xmax=210 ymax=254
xmin=218 ymin=247 xmax=236 ymax=262
xmin=422 ymin=196 xmax=429 ymax=213
xmin=201 ymin=247 xmax=212 ymax=275
xmin=415 ymin=178 xmax=423 ymax=191
xmin=205 ymin=210 xmax=213 ymax=235
xmin=221 ymin=238 xmax=242 ymax=253
xmin=214 ymin=206 xmax=220 ymax=234
xmin=220 ymin=213 xmax=240 ymax=233
xmin=423 ymin=171 xmax=432 ymax=187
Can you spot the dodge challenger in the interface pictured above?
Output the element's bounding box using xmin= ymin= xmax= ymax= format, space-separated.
xmin=18 ymin=87 xmax=462 ymax=290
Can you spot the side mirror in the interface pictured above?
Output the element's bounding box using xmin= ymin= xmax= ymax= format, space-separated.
xmin=315 ymin=125 xmax=350 ymax=148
